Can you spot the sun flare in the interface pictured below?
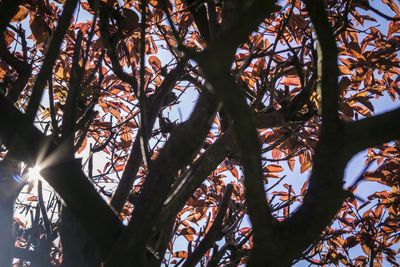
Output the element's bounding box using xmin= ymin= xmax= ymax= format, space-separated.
xmin=27 ymin=166 xmax=43 ymax=183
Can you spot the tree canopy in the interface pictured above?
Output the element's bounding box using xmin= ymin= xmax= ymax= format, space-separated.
xmin=0 ymin=0 xmax=400 ymax=266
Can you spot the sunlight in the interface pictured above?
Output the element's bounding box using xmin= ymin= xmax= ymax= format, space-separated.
xmin=27 ymin=166 xmax=43 ymax=183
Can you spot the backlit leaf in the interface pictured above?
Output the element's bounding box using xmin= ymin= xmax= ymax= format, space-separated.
xmin=11 ymin=6 xmax=28 ymax=22
xmin=264 ymin=164 xmax=284 ymax=173
xmin=172 ymin=251 xmax=188 ymax=258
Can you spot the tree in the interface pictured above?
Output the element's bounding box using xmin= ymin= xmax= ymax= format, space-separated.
xmin=0 ymin=0 xmax=400 ymax=265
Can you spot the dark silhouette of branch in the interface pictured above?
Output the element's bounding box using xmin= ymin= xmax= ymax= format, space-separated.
xmin=110 ymin=60 xmax=187 ymax=213
xmin=0 ymin=95 xmax=123 ymax=257
xmin=182 ymin=184 xmax=233 ymax=267
xmin=0 ymin=0 xmax=21 ymax=34
xmin=98 ymin=4 xmax=138 ymax=94
xmin=344 ymin=107 xmax=400 ymax=154
xmin=24 ymin=0 xmax=79 ymax=124
xmin=61 ymin=31 xmax=83 ymax=148
xmin=0 ymin=34 xmax=32 ymax=103
xmin=305 ymin=1 xmax=340 ymax=131
xmin=106 ymin=89 xmax=218 ymax=265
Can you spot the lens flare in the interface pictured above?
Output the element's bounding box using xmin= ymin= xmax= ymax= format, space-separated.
xmin=27 ymin=166 xmax=43 ymax=183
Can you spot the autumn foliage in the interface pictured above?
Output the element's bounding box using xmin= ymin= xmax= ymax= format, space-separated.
xmin=0 ymin=0 xmax=400 ymax=266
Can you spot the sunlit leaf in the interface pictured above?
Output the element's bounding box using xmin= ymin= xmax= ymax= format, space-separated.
xmin=11 ymin=6 xmax=28 ymax=22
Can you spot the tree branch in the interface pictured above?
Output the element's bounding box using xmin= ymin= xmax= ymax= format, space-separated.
xmin=182 ymin=184 xmax=233 ymax=267
xmin=106 ymin=90 xmax=218 ymax=265
xmin=344 ymin=107 xmax=400 ymax=154
xmin=110 ymin=60 xmax=187 ymax=213
xmin=0 ymin=0 xmax=21 ymax=34
xmin=0 ymin=35 xmax=32 ymax=103
xmin=304 ymin=0 xmax=340 ymax=130
xmin=98 ymin=4 xmax=138 ymax=94
xmin=0 ymin=95 xmax=123 ymax=257
xmin=24 ymin=0 xmax=79 ymax=124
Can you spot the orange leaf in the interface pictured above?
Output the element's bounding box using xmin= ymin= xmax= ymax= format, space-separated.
xmin=120 ymin=131 xmax=132 ymax=148
xmin=148 ymin=55 xmax=162 ymax=70
xmin=27 ymin=196 xmax=37 ymax=201
xmin=287 ymin=158 xmax=295 ymax=171
xmin=338 ymin=65 xmax=353 ymax=75
xmin=361 ymin=243 xmax=370 ymax=256
xmin=115 ymin=164 xmax=125 ymax=172
xmin=77 ymin=136 xmax=87 ymax=154
xmin=352 ymin=104 xmax=371 ymax=117
xmin=109 ymin=108 xmax=121 ymax=122
xmin=300 ymin=160 xmax=311 ymax=173
xmin=264 ymin=164 xmax=284 ymax=173
xmin=230 ymin=168 xmax=239 ymax=179
xmin=172 ymin=251 xmax=188 ymax=258
xmin=300 ymin=151 xmax=311 ymax=173
xmin=11 ymin=6 xmax=28 ymax=22
xmin=281 ymin=76 xmax=301 ymax=86
xmin=4 ymin=30 xmax=15 ymax=48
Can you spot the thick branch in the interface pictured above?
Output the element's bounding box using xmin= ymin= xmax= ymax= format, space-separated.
xmin=106 ymin=90 xmax=218 ymax=266
xmin=159 ymin=110 xmax=287 ymax=233
xmin=0 ymin=95 xmax=123 ymax=257
xmin=110 ymin=60 xmax=186 ymax=213
xmin=0 ymin=36 xmax=32 ymax=103
xmin=25 ymin=0 xmax=79 ymax=124
xmin=344 ymin=107 xmax=400 ymax=154
xmin=304 ymin=0 xmax=339 ymax=129
xmin=0 ymin=0 xmax=21 ymax=34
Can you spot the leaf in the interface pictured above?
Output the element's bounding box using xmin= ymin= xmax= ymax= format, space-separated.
xmin=81 ymin=2 xmax=95 ymax=14
xmin=30 ymin=15 xmax=50 ymax=45
xmin=338 ymin=77 xmax=351 ymax=96
xmin=11 ymin=6 xmax=28 ymax=22
xmin=382 ymin=0 xmax=400 ymax=14
xmin=122 ymin=8 xmax=139 ymax=32
xmin=230 ymin=168 xmax=239 ymax=179
xmin=120 ymin=131 xmax=132 ymax=148
xmin=264 ymin=164 xmax=284 ymax=173
xmin=361 ymin=243 xmax=370 ymax=256
xmin=115 ymin=164 xmax=125 ymax=172
xmin=126 ymin=121 xmax=138 ymax=128
xmin=27 ymin=196 xmax=37 ymax=201
xmin=93 ymin=121 xmax=112 ymax=128
xmin=4 ymin=30 xmax=15 ymax=48
xmin=148 ymin=55 xmax=162 ymax=70
xmin=287 ymin=158 xmax=295 ymax=171
xmin=300 ymin=151 xmax=311 ymax=173
xmin=109 ymin=108 xmax=121 ymax=122
xmin=77 ymin=136 xmax=87 ymax=154
xmin=338 ymin=65 xmax=353 ymax=75
xmin=340 ymin=102 xmax=354 ymax=117
xmin=352 ymin=104 xmax=371 ymax=116
xmin=172 ymin=251 xmax=188 ymax=258
xmin=281 ymin=76 xmax=301 ymax=86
